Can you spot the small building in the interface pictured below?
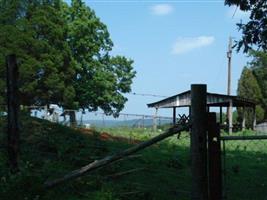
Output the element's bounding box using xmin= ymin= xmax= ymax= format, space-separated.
xmin=255 ymin=121 xmax=267 ymax=133
xmin=147 ymin=90 xmax=256 ymax=133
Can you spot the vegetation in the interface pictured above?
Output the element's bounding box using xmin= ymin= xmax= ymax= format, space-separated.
xmin=226 ymin=0 xmax=267 ymax=124
xmin=237 ymin=51 xmax=267 ymax=124
xmin=0 ymin=0 xmax=136 ymax=120
xmin=0 ymin=116 xmax=267 ymax=199
xmin=0 ymin=0 xmax=266 ymax=199
xmin=0 ymin=116 xmax=192 ymax=200
xmin=225 ymin=0 xmax=267 ymax=52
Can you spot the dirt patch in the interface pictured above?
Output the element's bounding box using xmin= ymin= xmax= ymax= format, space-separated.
xmin=77 ymin=128 xmax=141 ymax=144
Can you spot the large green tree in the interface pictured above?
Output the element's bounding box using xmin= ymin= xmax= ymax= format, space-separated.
xmin=65 ymin=0 xmax=136 ymax=122
xmin=225 ymin=0 xmax=267 ymax=52
xmin=0 ymin=0 xmax=76 ymax=108
xmin=0 ymin=0 xmax=136 ymax=123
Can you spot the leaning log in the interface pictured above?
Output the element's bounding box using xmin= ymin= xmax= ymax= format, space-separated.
xmin=44 ymin=123 xmax=189 ymax=188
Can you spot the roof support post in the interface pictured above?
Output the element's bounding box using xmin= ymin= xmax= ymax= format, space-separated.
xmin=153 ymin=108 xmax=158 ymax=131
xmin=190 ymin=84 xmax=208 ymax=200
xmin=253 ymin=106 xmax=256 ymax=131
xmin=228 ymin=100 xmax=233 ymax=134
xmin=173 ymin=107 xmax=176 ymax=125
xmin=219 ymin=106 xmax=223 ymax=125
xmin=242 ymin=107 xmax=246 ymax=131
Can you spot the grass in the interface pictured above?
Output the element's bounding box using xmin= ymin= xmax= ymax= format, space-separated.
xmin=222 ymin=138 xmax=267 ymax=200
xmin=97 ymin=127 xmax=267 ymax=200
xmin=1 ymin=116 xmax=267 ymax=200
xmin=0 ymin=116 xmax=191 ymax=200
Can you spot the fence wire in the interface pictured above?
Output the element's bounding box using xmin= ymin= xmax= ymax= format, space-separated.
xmin=0 ymin=107 xmax=193 ymax=199
xmin=221 ymin=136 xmax=267 ymax=200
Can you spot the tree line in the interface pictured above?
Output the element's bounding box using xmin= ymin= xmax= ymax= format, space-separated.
xmin=0 ymin=0 xmax=136 ymax=123
xmin=225 ymin=0 xmax=267 ymax=126
xmin=237 ymin=51 xmax=267 ymax=125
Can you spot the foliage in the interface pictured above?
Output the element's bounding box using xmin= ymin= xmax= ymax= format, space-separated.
xmin=249 ymin=51 xmax=267 ymax=117
xmin=1 ymin=116 xmax=267 ymax=200
xmin=237 ymin=51 xmax=267 ymax=122
xmin=0 ymin=0 xmax=136 ymax=117
xmin=225 ymin=0 xmax=267 ymax=52
xmin=237 ymin=66 xmax=264 ymax=125
xmin=0 ymin=0 xmax=76 ymax=107
xmin=65 ymin=0 xmax=136 ymax=115
xmin=0 ymin=116 xmax=192 ymax=200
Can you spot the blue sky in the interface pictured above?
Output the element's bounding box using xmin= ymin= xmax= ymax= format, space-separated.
xmin=76 ymin=0 xmax=251 ymax=117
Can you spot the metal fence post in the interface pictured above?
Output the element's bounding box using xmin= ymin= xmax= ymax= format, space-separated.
xmin=6 ymin=54 xmax=20 ymax=172
xmin=190 ymin=84 xmax=208 ymax=200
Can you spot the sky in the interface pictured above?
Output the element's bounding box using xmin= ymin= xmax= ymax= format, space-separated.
xmin=70 ymin=0 xmax=251 ymax=117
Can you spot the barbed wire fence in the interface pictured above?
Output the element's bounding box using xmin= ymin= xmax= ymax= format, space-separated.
xmin=2 ymin=104 xmax=267 ymax=199
xmin=27 ymin=106 xmax=193 ymax=199
xmin=221 ymin=135 xmax=267 ymax=200
xmin=26 ymin=106 xmax=173 ymax=131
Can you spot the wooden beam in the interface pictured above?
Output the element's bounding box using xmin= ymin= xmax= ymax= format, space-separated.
xmin=190 ymin=84 xmax=208 ymax=200
xmin=220 ymin=135 xmax=267 ymax=141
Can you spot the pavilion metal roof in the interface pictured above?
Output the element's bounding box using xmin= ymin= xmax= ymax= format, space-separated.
xmin=147 ymin=90 xmax=255 ymax=109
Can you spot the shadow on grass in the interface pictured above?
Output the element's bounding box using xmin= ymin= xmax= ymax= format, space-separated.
xmin=223 ymin=141 xmax=267 ymax=200
xmin=0 ymin=116 xmax=192 ymax=200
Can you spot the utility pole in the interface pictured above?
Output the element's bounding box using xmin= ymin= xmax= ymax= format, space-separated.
xmin=227 ymin=37 xmax=233 ymax=134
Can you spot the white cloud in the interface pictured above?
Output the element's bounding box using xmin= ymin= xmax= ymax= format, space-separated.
xmin=172 ymin=36 xmax=215 ymax=55
xmin=151 ymin=4 xmax=173 ymax=16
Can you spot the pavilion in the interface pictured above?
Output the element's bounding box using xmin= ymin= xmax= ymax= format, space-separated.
xmin=147 ymin=90 xmax=256 ymax=133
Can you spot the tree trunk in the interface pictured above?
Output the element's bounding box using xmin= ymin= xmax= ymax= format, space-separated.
xmin=69 ymin=110 xmax=77 ymax=127
xmin=6 ymin=55 xmax=20 ymax=173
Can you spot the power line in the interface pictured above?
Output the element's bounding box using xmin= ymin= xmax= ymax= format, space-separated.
xmin=88 ymin=0 xmax=224 ymax=3
xmin=232 ymin=6 xmax=239 ymax=19
xmin=129 ymin=92 xmax=168 ymax=98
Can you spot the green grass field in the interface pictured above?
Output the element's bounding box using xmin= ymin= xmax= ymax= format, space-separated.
xmin=0 ymin=117 xmax=267 ymax=200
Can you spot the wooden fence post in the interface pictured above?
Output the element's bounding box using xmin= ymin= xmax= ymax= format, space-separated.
xmin=190 ymin=84 xmax=208 ymax=200
xmin=153 ymin=108 xmax=158 ymax=131
xmin=6 ymin=54 xmax=20 ymax=172
xmin=208 ymin=112 xmax=222 ymax=200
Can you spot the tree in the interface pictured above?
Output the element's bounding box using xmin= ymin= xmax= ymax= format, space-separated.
xmin=248 ymin=51 xmax=267 ymax=118
xmin=237 ymin=66 xmax=264 ymax=126
xmin=0 ymin=0 xmax=76 ymax=108
xmin=64 ymin=0 xmax=136 ymax=124
xmin=225 ymin=0 xmax=267 ymax=52
xmin=0 ymin=0 xmax=29 ymax=106
xmin=0 ymin=0 xmax=136 ymax=126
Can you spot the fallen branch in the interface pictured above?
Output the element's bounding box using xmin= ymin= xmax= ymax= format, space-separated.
xmin=44 ymin=123 xmax=189 ymax=188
